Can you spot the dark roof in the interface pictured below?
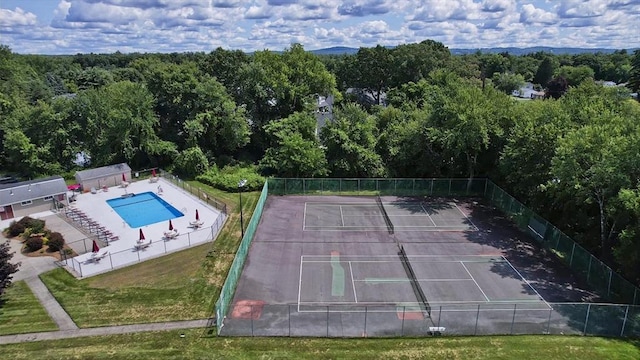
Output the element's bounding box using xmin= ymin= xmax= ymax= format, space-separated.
xmin=75 ymin=163 xmax=131 ymax=182
xmin=0 ymin=176 xmax=68 ymax=206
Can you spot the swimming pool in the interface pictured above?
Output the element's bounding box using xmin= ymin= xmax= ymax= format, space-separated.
xmin=107 ymin=192 xmax=184 ymax=228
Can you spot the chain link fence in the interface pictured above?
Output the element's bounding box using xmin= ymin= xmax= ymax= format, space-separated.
xmin=62 ymin=215 xmax=225 ymax=278
xmin=215 ymin=180 xmax=269 ymax=332
xmin=485 ymin=182 xmax=640 ymax=306
xmin=219 ymin=303 xmax=640 ymax=337
xmin=214 ymin=178 xmax=640 ymax=337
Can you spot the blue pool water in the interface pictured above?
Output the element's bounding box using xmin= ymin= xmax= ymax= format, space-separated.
xmin=107 ymin=192 xmax=184 ymax=228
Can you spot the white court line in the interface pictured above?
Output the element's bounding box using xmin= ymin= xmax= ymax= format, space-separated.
xmin=419 ymin=203 xmax=437 ymax=226
xmin=453 ymin=202 xmax=480 ymax=231
xmin=460 ymin=261 xmax=491 ymax=302
xmin=297 ymin=255 xmax=304 ymax=313
xmin=502 ymin=256 xmax=552 ymax=310
xmin=353 ymin=278 xmax=474 ymax=282
xmin=301 ymin=254 xmax=503 ymax=260
xmin=303 ymin=202 xmax=307 ymax=231
xmin=349 ymin=261 xmax=358 ymax=303
xmin=340 ymin=205 xmax=345 ymax=226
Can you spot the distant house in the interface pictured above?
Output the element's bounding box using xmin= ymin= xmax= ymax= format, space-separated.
xmin=315 ymin=94 xmax=334 ymax=136
xmin=75 ymin=163 xmax=132 ymax=191
xmin=512 ymin=82 xmax=545 ymax=100
xmin=346 ymin=88 xmax=387 ymax=107
xmin=0 ymin=176 xmax=68 ymax=221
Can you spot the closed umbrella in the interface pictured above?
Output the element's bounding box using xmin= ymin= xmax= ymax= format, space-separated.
xmin=92 ymin=240 xmax=100 ymax=253
xmin=152 ymin=168 xmax=156 ymax=177
xmin=139 ymin=229 xmax=145 ymax=241
xmin=122 ymin=173 xmax=127 ymax=182
xmin=196 ymin=209 xmax=200 ymax=221
xmin=169 ymin=220 xmax=174 ymax=231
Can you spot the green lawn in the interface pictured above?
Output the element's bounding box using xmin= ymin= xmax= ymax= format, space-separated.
xmin=0 ymin=281 xmax=58 ymax=335
xmin=0 ymin=331 xmax=638 ymax=359
xmin=39 ymin=182 xmax=259 ymax=327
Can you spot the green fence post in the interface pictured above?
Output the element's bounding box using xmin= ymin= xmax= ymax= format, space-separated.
xmin=569 ymin=243 xmax=576 ymax=267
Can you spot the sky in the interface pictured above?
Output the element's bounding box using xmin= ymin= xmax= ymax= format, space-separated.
xmin=1 ymin=0 xmax=639 ymax=54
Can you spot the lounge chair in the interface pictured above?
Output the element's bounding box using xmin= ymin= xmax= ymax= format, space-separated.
xmin=189 ymin=221 xmax=204 ymax=228
xmin=91 ymin=250 xmax=109 ymax=263
xmin=163 ymin=229 xmax=179 ymax=239
xmin=149 ymin=176 xmax=160 ymax=183
xmin=134 ymin=240 xmax=152 ymax=251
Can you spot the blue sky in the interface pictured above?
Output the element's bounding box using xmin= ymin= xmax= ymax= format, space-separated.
xmin=1 ymin=0 xmax=639 ymax=54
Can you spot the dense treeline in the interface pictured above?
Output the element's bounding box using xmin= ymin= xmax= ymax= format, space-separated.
xmin=1 ymin=42 xmax=640 ymax=286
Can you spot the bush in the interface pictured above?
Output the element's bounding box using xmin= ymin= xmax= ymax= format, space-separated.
xmin=25 ymin=237 xmax=44 ymax=252
xmin=16 ymin=216 xmax=46 ymax=234
xmin=47 ymin=232 xmax=65 ymax=252
xmin=8 ymin=221 xmax=26 ymax=237
xmin=197 ymin=165 xmax=265 ymax=192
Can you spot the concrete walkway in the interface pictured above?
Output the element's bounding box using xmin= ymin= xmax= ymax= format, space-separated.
xmin=23 ymin=277 xmax=78 ymax=331
xmin=0 ymin=319 xmax=210 ymax=344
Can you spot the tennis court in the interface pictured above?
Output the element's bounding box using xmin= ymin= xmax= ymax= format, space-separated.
xmin=303 ymin=199 xmax=477 ymax=231
xmin=222 ymin=195 xmax=594 ymax=337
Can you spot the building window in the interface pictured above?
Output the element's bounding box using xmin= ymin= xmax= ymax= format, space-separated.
xmin=43 ymin=196 xmax=53 ymax=201
xmin=21 ymin=200 xmax=32 ymax=206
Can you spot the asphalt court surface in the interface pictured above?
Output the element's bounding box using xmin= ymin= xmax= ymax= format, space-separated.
xmin=224 ymin=195 xmax=596 ymax=336
xmin=304 ymin=201 xmax=477 ymax=231
xmin=297 ymin=254 xmax=548 ymax=312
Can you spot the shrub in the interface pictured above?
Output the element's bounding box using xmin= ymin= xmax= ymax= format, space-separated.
xmin=28 ymin=219 xmax=46 ymax=234
xmin=196 ymin=165 xmax=265 ymax=192
xmin=8 ymin=221 xmax=26 ymax=237
xmin=25 ymin=237 xmax=44 ymax=252
xmin=16 ymin=216 xmax=46 ymax=234
xmin=47 ymin=232 xmax=65 ymax=252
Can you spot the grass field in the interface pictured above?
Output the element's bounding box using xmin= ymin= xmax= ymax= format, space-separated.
xmin=0 ymin=331 xmax=638 ymax=359
xmin=0 ymin=281 xmax=58 ymax=335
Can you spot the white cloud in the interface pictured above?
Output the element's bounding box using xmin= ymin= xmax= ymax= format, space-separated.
xmin=0 ymin=7 xmax=38 ymax=27
xmin=0 ymin=0 xmax=639 ymax=54
xmin=520 ymin=4 xmax=557 ymax=24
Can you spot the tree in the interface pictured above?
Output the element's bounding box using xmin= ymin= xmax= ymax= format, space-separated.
xmin=0 ymin=241 xmax=20 ymax=297
xmin=320 ymin=103 xmax=385 ymax=177
xmin=615 ymin=187 xmax=640 ymax=282
xmin=426 ymin=72 xmax=505 ymax=179
xmin=391 ymin=40 xmax=451 ymax=86
xmin=174 ymin=146 xmax=209 ymax=178
xmin=71 ymin=81 xmax=176 ymax=168
xmin=352 ymin=45 xmax=393 ymax=105
xmin=259 ymin=112 xmax=327 ymax=177
xmin=556 ymin=65 xmax=595 ymax=86
xmin=629 ymin=49 xmax=640 ymax=97
xmin=533 ymin=56 xmax=556 ymax=87
xmin=492 ymin=72 xmax=525 ymax=95
xmin=550 ymin=116 xmax=635 ymax=260
xmin=499 ymin=100 xmax=572 ymax=204
xmin=545 ymin=76 xmax=568 ymax=99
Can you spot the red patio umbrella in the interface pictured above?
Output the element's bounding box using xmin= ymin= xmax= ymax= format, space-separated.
xmin=152 ymin=168 xmax=157 ymax=177
xmin=169 ymin=220 xmax=174 ymax=231
xmin=195 ymin=209 xmax=200 ymax=221
xmin=122 ymin=173 xmax=127 ymax=182
xmin=92 ymin=240 xmax=100 ymax=253
xmin=139 ymin=228 xmax=145 ymax=241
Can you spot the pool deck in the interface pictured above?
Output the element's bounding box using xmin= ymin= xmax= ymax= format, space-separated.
xmin=61 ymin=177 xmax=224 ymax=277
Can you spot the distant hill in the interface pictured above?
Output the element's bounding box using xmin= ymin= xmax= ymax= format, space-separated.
xmin=309 ymin=46 xmax=637 ymax=56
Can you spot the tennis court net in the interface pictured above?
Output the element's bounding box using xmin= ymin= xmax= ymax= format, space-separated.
xmin=376 ymin=195 xmax=394 ymax=234
xmin=398 ymin=245 xmax=431 ymax=317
